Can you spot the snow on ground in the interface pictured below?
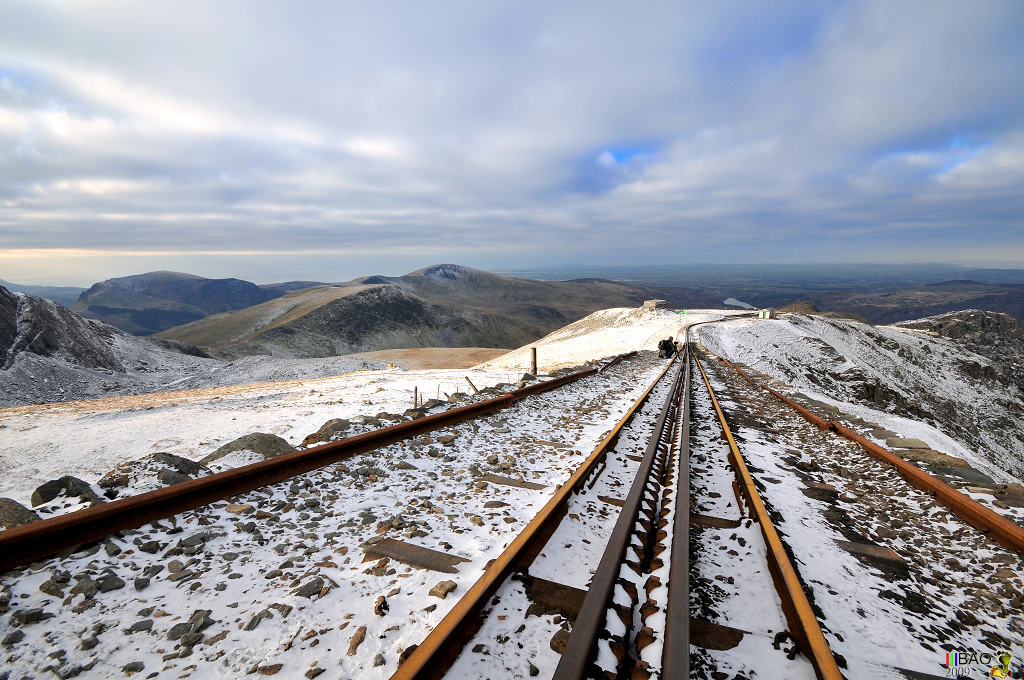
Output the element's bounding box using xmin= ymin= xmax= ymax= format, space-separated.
xmin=476 ymin=307 xmax=747 ymax=372
xmin=0 ymin=365 xmax=530 ymax=505
xmin=697 ymin=315 xmax=1024 ymax=483
xmin=0 ymin=354 xmax=667 ymax=680
xmin=696 ymin=356 xmax=1024 ymax=676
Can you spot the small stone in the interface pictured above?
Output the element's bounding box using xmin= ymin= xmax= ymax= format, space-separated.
xmin=134 ymin=577 xmax=150 ymax=591
xmin=97 ymin=575 xmax=125 ymax=592
xmin=139 ymin=541 xmax=161 ymax=554
xmin=122 ymin=661 xmax=145 ymax=674
xmin=373 ymin=654 xmax=385 ymax=667
xmin=224 ymin=504 xmax=252 ymax=514
xmin=70 ymin=577 xmax=99 ymax=599
xmin=168 ymin=559 xmax=185 ymax=573
xmin=167 ymin=623 xmax=190 ymax=640
xmin=2 ymin=630 xmax=25 ymax=646
xmin=468 ymin=515 xmax=484 ymax=526
xmin=529 ymin=662 xmax=539 ymax=676
xmin=374 ymin=595 xmax=389 ymax=616
xmin=399 ymin=644 xmax=418 ymax=664
xmin=429 ymin=580 xmax=457 ymax=599
xmin=253 ymin=663 xmax=283 ymax=675
xmin=11 ymin=608 xmax=54 ymax=625
xmin=483 ymin=501 xmax=509 ymax=509
xmin=293 ymin=577 xmax=324 ymax=599
xmin=550 ymin=628 xmax=570 ymax=653
xmin=347 ymin=626 xmax=367 ymax=655
xmin=305 ymin=669 xmax=326 ymax=679
xmin=180 ymin=632 xmax=204 ymax=647
xmin=39 ymin=579 xmax=64 ymax=597
xmin=80 ymin=635 xmax=99 ymax=650
xmin=128 ymin=619 xmax=153 ymax=633
xmin=0 ymin=497 xmax=40 ymax=529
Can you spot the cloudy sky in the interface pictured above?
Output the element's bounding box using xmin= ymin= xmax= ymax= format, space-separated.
xmin=1 ymin=1 xmax=1022 ymax=285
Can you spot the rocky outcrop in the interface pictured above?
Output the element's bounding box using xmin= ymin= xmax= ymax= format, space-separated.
xmin=200 ymin=433 xmax=296 ymax=465
xmin=1 ymin=287 xmax=124 ymax=371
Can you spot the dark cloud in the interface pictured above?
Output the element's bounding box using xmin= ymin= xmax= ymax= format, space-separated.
xmin=0 ymin=0 xmax=1021 ymax=284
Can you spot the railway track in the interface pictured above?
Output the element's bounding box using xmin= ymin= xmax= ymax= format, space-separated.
xmin=0 ymin=351 xmax=677 ymax=679
xmin=0 ymin=360 xmax=615 ymax=571
xmin=4 ymin=329 xmax=1021 ymax=679
xmin=690 ymin=345 xmax=1024 ymax=678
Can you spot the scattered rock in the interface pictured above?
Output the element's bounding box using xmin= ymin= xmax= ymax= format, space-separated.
xmin=97 ymin=574 xmax=125 ymax=592
xmin=0 ymin=497 xmax=40 ymax=529
xmin=200 ymin=433 xmax=295 ymax=465
xmin=302 ymin=419 xmax=351 ymax=447
xmin=347 ymin=626 xmax=367 ymax=655
xmin=157 ymin=469 xmax=191 ymax=486
xmin=373 ymin=654 xmax=385 ymax=667
xmin=30 ymin=476 xmax=103 ymax=508
xmin=293 ymin=577 xmax=325 ymax=599
xmin=399 ymin=644 xmax=418 ymax=664
xmin=251 ymin=663 xmax=283 ymax=675
xmin=550 ymin=628 xmax=570 ymax=654
xmin=429 ymin=581 xmax=457 ymax=599
xmin=2 ymin=630 xmax=25 ymax=646
xmin=11 ymin=608 xmax=54 ymax=626
xmin=128 ymin=619 xmax=153 ymax=634
xmin=374 ymin=596 xmax=389 ymax=616
xmin=122 ymin=661 xmax=145 ymax=674
xmin=306 ymin=668 xmax=326 ymax=679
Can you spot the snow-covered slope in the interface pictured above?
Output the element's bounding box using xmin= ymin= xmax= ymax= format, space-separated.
xmin=476 ymin=307 xmax=748 ymax=371
xmin=698 ymin=313 xmax=1024 ymax=480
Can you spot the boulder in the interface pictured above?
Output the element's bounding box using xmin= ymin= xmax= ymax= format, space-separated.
xmin=199 ymin=433 xmax=295 ymax=465
xmin=30 ymin=476 xmax=104 ymax=508
xmin=301 ymin=419 xmax=350 ymax=447
xmin=0 ymin=498 xmax=40 ymax=529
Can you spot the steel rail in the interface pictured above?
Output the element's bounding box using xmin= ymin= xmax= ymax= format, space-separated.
xmin=693 ymin=351 xmax=844 ymax=680
xmin=714 ymin=355 xmax=1024 ymax=555
xmin=552 ymin=354 xmax=686 ymax=680
xmin=0 ymin=361 xmax=623 ymax=572
xmin=391 ymin=354 xmax=682 ymax=680
xmin=662 ymin=334 xmax=692 ymax=680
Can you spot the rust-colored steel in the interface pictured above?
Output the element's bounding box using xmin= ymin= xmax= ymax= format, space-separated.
xmin=713 ymin=351 xmax=1024 ymax=556
xmin=662 ymin=338 xmax=692 ymax=680
xmin=553 ymin=358 xmax=685 ymax=680
xmin=830 ymin=422 xmax=1024 ymax=555
xmin=392 ymin=355 xmax=681 ymax=680
xmin=764 ymin=386 xmax=832 ymax=430
xmin=694 ymin=352 xmax=844 ymax=680
xmin=0 ymin=367 xmax=602 ymax=571
xmin=600 ymin=350 xmax=638 ymax=373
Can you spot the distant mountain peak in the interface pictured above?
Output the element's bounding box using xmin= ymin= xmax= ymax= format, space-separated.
xmin=416 ymin=264 xmax=478 ymax=281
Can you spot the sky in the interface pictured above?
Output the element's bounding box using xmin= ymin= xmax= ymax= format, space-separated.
xmin=1 ymin=1 xmax=1023 ymax=285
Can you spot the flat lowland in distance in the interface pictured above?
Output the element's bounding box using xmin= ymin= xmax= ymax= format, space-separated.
xmin=345 ymin=347 xmax=507 ymax=370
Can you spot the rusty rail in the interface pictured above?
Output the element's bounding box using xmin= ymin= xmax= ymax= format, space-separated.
xmin=662 ymin=332 xmax=692 ymax=680
xmin=553 ymin=352 xmax=686 ymax=680
xmin=693 ymin=352 xmax=844 ymax=680
xmin=0 ymin=360 xmax=632 ymax=571
xmin=391 ymin=354 xmax=681 ymax=680
xmin=713 ymin=354 xmax=1024 ymax=555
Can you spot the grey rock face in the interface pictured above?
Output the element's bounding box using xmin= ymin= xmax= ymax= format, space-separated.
xmin=1 ymin=288 xmax=124 ymax=371
xmin=199 ymin=433 xmax=295 ymax=465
